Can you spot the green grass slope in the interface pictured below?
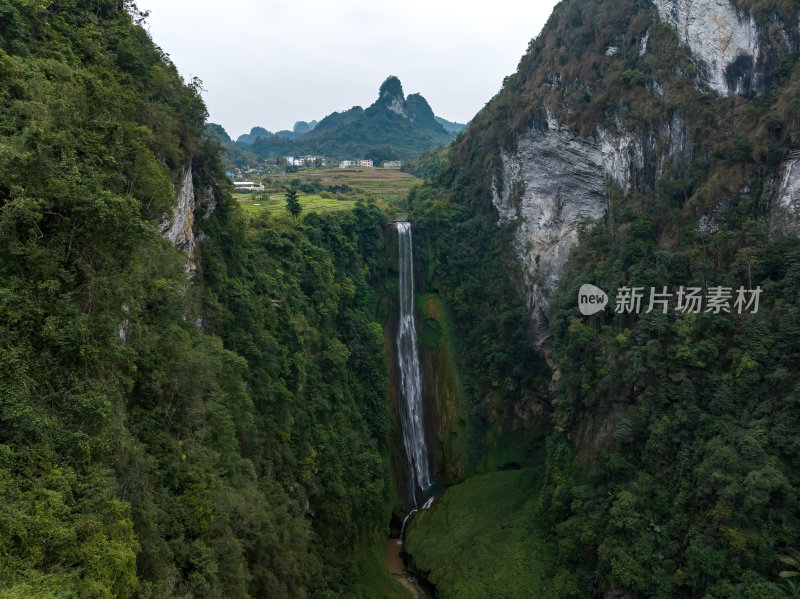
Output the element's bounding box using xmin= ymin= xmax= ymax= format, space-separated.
xmin=405 ymin=467 xmax=566 ymax=598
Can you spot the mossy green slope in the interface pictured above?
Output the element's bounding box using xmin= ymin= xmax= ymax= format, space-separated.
xmin=405 ymin=467 xmax=562 ymax=598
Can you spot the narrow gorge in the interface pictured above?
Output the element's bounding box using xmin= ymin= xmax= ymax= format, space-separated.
xmin=4 ymin=0 xmax=800 ymax=597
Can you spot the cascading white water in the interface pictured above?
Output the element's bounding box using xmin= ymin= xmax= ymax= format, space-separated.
xmin=399 ymin=496 xmax=434 ymax=542
xmin=396 ymin=221 xmax=431 ymax=510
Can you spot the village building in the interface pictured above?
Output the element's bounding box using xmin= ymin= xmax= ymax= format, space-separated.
xmin=233 ymin=181 xmax=264 ymax=191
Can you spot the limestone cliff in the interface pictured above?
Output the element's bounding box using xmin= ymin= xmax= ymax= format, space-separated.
xmin=160 ymin=163 xmax=216 ymax=273
xmin=490 ymin=106 xmax=688 ymax=340
xmin=773 ymin=152 xmax=800 ymax=235
xmin=378 ymin=76 xmax=408 ymax=117
xmin=652 ymin=0 xmax=760 ymax=96
xmin=482 ymin=0 xmax=800 ymax=340
xmin=652 ymin=0 xmax=800 ymax=97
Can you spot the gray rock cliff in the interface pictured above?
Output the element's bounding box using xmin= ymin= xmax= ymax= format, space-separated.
xmin=652 ymin=0 xmax=760 ymax=96
xmin=491 ymin=104 xmax=694 ymax=340
xmin=490 ymin=0 xmax=800 ymax=340
xmin=772 ymin=153 xmax=800 ymax=235
xmin=492 ymin=107 xmax=650 ymax=340
xmin=160 ymin=164 xmax=216 ymax=274
xmin=651 ymin=0 xmax=800 ymax=97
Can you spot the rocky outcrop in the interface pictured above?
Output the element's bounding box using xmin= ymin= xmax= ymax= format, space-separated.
xmin=659 ymin=111 xmax=691 ymax=176
xmin=771 ymin=153 xmax=800 ymax=235
xmin=654 ymin=0 xmax=762 ymax=96
xmin=379 ymin=75 xmax=408 ymax=117
xmin=650 ymin=0 xmax=799 ymax=97
xmin=652 ymin=0 xmax=760 ymax=96
xmin=160 ymin=164 xmax=201 ymax=273
xmin=491 ymin=108 xmax=642 ymax=340
xmin=491 ymin=107 xmax=692 ymax=340
xmin=488 ymin=1 xmax=800 ymax=340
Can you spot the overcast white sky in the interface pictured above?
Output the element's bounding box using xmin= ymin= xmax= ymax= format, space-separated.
xmin=136 ymin=1 xmax=559 ymax=139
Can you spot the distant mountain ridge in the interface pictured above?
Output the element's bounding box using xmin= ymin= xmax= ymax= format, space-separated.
xmin=206 ymin=123 xmax=261 ymax=168
xmin=225 ymin=76 xmax=465 ymax=163
xmin=236 ymin=120 xmax=319 ymax=145
xmin=435 ymin=115 xmax=468 ymax=133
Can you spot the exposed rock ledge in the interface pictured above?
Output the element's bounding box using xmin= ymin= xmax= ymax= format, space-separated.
xmin=651 ymin=0 xmax=760 ymax=96
xmin=159 ymin=163 xmax=216 ymax=274
xmin=772 ymin=153 xmax=800 ymax=235
xmin=491 ymin=107 xmax=689 ymax=341
xmin=160 ymin=164 xmax=194 ymax=248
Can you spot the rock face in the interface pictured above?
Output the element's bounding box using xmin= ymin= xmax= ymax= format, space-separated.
xmin=652 ymin=0 xmax=760 ymax=96
xmin=160 ymin=164 xmax=209 ymax=274
xmin=378 ymin=75 xmax=408 ymax=117
xmin=488 ymin=0 xmax=800 ymax=339
xmin=491 ymin=108 xmax=642 ymax=340
xmin=491 ymin=107 xmax=694 ymax=340
xmin=772 ymin=153 xmax=800 ymax=235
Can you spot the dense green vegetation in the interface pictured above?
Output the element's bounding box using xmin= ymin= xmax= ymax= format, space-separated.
xmin=406 ymin=186 xmax=549 ymax=469
xmin=406 ymin=467 xmax=558 ymax=598
xmin=538 ymin=3 xmax=800 ymax=595
xmin=7 ymin=0 xmax=800 ymax=597
xmin=402 ymin=0 xmax=800 ymax=597
xmin=400 ymin=145 xmax=451 ymax=181
xmin=0 ymin=2 xmax=408 ymax=597
xmin=540 ymin=219 xmax=800 ymax=598
xmin=196 ymin=201 xmax=407 ymax=599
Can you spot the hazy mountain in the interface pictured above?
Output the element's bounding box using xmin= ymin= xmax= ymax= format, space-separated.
xmin=235 ymin=126 xmax=272 ymax=145
xmin=291 ymin=119 xmax=317 ymax=135
xmin=238 ymin=76 xmax=457 ymax=161
xmin=434 ymin=115 xmax=467 ymax=133
xmin=206 ymin=123 xmax=261 ymax=168
xmin=311 ymin=106 xmax=364 ymax=134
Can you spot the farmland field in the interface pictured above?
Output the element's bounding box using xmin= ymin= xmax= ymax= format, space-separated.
xmin=238 ymin=193 xmax=357 ymax=214
xmin=233 ymin=166 xmax=419 ymax=215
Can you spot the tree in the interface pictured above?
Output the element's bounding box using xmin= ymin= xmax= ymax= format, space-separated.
xmin=285 ymin=188 xmax=302 ymax=217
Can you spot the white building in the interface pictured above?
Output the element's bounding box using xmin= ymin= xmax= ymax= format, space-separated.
xmin=233 ymin=181 xmax=264 ymax=191
xmin=339 ymin=160 xmax=355 ymax=168
xmin=357 ymin=159 xmax=373 ymax=167
xmin=383 ymin=160 xmax=402 ymax=168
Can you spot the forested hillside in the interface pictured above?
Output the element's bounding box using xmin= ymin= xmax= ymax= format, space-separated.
xmin=403 ymin=0 xmax=800 ymax=597
xmin=0 ymin=2 xmax=406 ymax=597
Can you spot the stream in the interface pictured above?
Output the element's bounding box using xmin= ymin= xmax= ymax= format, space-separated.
xmin=385 ymin=538 xmax=433 ymax=599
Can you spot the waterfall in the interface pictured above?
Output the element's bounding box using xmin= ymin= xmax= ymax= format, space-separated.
xmin=395 ymin=221 xmax=431 ymax=511
xmin=399 ymin=496 xmax=434 ymax=542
